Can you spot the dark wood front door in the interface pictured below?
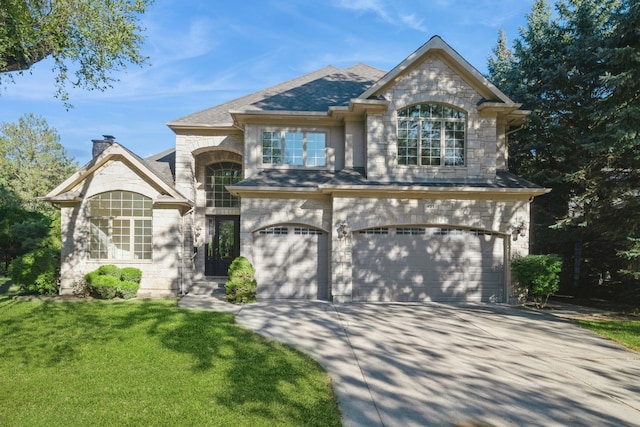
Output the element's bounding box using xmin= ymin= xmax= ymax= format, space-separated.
xmin=205 ymin=216 xmax=240 ymax=276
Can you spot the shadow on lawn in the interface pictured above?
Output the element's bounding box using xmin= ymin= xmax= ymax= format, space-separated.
xmin=0 ymin=298 xmax=338 ymax=425
xmin=116 ymin=300 xmax=336 ymax=421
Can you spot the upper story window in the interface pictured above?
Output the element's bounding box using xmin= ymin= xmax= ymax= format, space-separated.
xmin=88 ymin=191 xmax=152 ymax=260
xmin=397 ymin=103 xmax=466 ymax=166
xmin=205 ymin=162 xmax=241 ymax=207
xmin=262 ymin=130 xmax=326 ymax=167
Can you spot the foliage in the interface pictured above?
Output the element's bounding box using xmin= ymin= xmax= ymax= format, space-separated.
xmin=85 ymin=274 xmax=120 ymax=299
xmin=0 ymin=114 xmax=77 ymax=213
xmin=117 ymin=280 xmax=140 ymax=299
xmin=579 ymin=319 xmax=640 ymax=352
xmin=225 ymin=256 xmax=257 ymax=303
xmin=121 ymin=267 xmax=143 ymax=284
xmin=0 ymin=298 xmax=341 ymax=426
xmin=0 ymin=0 xmax=152 ymax=104
xmin=8 ymin=247 xmax=59 ymax=295
xmin=487 ymin=0 xmax=640 ymax=295
xmin=84 ymin=265 xmax=141 ymax=299
xmin=95 ymin=264 xmax=123 ymax=278
xmin=0 ymin=205 xmax=50 ymax=273
xmin=512 ymin=254 xmax=563 ymax=308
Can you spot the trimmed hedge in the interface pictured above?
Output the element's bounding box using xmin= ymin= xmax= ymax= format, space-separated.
xmin=225 ymin=256 xmax=257 ymax=303
xmin=96 ymin=264 xmax=123 ymax=278
xmin=89 ymin=275 xmax=120 ymax=299
xmin=118 ymin=280 xmax=140 ymax=299
xmin=84 ymin=265 xmax=141 ymax=299
xmin=121 ymin=267 xmax=142 ymax=284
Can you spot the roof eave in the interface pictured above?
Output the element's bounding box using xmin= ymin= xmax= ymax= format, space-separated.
xmin=360 ymin=36 xmax=514 ymax=104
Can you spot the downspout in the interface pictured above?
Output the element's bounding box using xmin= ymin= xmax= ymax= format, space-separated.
xmin=181 ymin=207 xmax=196 ymax=296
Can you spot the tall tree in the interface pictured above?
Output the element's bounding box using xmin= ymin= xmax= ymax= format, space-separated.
xmin=0 ymin=113 xmax=77 ymax=213
xmin=0 ymin=0 xmax=152 ymax=103
xmin=487 ymin=0 xmax=640 ymax=295
xmin=597 ymin=0 xmax=640 ymax=283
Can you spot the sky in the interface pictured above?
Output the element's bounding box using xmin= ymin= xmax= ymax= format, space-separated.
xmin=0 ymin=0 xmax=535 ymax=166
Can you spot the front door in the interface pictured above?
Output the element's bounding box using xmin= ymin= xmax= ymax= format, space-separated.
xmin=205 ymin=216 xmax=240 ymax=276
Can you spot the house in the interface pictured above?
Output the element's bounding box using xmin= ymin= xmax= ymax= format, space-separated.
xmin=43 ymin=36 xmax=549 ymax=302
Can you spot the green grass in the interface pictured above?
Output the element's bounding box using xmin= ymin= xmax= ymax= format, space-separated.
xmin=579 ymin=319 xmax=640 ymax=352
xmin=0 ymin=291 xmax=341 ymax=426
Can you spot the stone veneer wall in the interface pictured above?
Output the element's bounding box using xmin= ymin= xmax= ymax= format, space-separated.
xmin=174 ymin=133 xmax=244 ymax=200
xmin=366 ymin=54 xmax=499 ymax=182
xmin=58 ymin=160 xmax=184 ymax=297
xmin=239 ymin=196 xmax=332 ymax=266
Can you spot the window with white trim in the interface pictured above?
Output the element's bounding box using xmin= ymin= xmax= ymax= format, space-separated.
xmin=397 ymin=103 xmax=466 ymax=166
xmin=89 ymin=191 xmax=152 ymax=260
xmin=261 ymin=130 xmax=326 ymax=166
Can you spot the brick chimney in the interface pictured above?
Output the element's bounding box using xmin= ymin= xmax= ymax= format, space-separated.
xmin=92 ymin=135 xmax=115 ymax=158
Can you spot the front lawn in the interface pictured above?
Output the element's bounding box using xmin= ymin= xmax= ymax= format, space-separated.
xmin=0 ymin=293 xmax=341 ymax=426
xmin=578 ymin=319 xmax=640 ymax=352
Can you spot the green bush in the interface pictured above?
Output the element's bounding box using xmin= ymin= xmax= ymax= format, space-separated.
xmin=225 ymin=256 xmax=257 ymax=303
xmin=87 ymin=275 xmax=120 ymax=299
xmin=96 ymin=264 xmax=122 ymax=278
xmin=8 ymin=248 xmax=59 ymax=295
xmin=117 ymin=280 xmax=139 ymax=299
xmin=512 ymin=254 xmax=562 ymax=308
xmin=31 ymin=271 xmax=58 ymax=296
xmin=84 ymin=266 xmax=141 ymax=299
xmin=120 ymin=267 xmax=142 ymax=284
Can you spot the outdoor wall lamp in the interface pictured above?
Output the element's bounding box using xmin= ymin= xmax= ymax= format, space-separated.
xmin=511 ymin=221 xmax=526 ymax=241
xmin=337 ymin=221 xmax=350 ymax=239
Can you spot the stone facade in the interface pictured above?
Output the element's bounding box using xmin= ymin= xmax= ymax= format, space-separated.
xmin=56 ymin=158 xmax=186 ymax=296
xmin=45 ymin=36 xmax=547 ymax=302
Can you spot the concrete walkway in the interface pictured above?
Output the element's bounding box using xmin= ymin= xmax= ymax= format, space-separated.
xmin=179 ymin=294 xmax=640 ymax=427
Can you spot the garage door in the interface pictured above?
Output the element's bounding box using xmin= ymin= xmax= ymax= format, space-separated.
xmin=352 ymin=226 xmax=504 ymax=302
xmin=252 ymin=225 xmax=329 ymax=300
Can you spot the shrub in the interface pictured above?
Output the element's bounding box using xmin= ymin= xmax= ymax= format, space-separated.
xmin=511 ymin=254 xmax=562 ymax=309
xmin=120 ymin=267 xmax=142 ymax=284
xmin=84 ymin=265 xmax=142 ymax=299
xmin=8 ymin=248 xmax=59 ymax=295
xmin=117 ymin=280 xmax=139 ymax=299
xmin=96 ymin=264 xmax=122 ymax=278
xmin=225 ymin=256 xmax=257 ymax=303
xmin=87 ymin=275 xmax=120 ymax=299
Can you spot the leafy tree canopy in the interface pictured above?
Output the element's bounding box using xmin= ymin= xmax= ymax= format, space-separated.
xmin=0 ymin=113 xmax=77 ymax=213
xmin=0 ymin=0 xmax=152 ymax=103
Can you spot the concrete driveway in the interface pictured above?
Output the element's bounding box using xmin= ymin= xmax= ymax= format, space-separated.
xmin=180 ymin=297 xmax=640 ymax=426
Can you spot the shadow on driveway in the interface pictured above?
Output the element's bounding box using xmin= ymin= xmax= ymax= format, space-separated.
xmin=233 ymin=302 xmax=640 ymax=427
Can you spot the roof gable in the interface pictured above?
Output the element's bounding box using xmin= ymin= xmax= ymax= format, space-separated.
xmin=42 ymin=143 xmax=189 ymax=205
xmin=359 ymin=35 xmax=515 ymax=104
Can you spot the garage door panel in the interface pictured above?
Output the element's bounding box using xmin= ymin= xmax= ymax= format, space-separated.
xmin=353 ymin=227 xmax=504 ymax=303
xmin=253 ymin=227 xmax=328 ymax=300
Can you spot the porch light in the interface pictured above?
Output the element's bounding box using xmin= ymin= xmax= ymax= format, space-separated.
xmin=510 ymin=221 xmax=526 ymax=241
xmin=337 ymin=221 xmax=350 ymax=239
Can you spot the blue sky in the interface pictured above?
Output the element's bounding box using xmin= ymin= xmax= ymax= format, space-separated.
xmin=0 ymin=0 xmax=534 ymax=166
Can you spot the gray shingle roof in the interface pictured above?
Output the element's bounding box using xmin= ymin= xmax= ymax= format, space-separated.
xmin=230 ymin=169 xmax=544 ymax=191
xmin=167 ymin=64 xmax=386 ymax=127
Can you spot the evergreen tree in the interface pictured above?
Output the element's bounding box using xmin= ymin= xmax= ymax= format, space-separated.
xmin=488 ymin=0 xmax=640 ymax=295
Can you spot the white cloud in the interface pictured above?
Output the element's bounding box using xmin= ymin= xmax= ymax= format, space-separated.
xmin=400 ymin=14 xmax=427 ymax=32
xmin=332 ymin=0 xmax=392 ymax=23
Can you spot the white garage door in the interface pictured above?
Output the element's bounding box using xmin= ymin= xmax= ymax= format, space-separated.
xmin=352 ymin=226 xmax=504 ymax=302
xmin=252 ymin=225 xmax=329 ymax=300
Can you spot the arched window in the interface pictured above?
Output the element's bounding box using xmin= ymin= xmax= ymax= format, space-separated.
xmin=89 ymin=191 xmax=152 ymax=260
xmin=397 ymin=103 xmax=466 ymax=166
xmin=205 ymin=162 xmax=242 ymax=207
